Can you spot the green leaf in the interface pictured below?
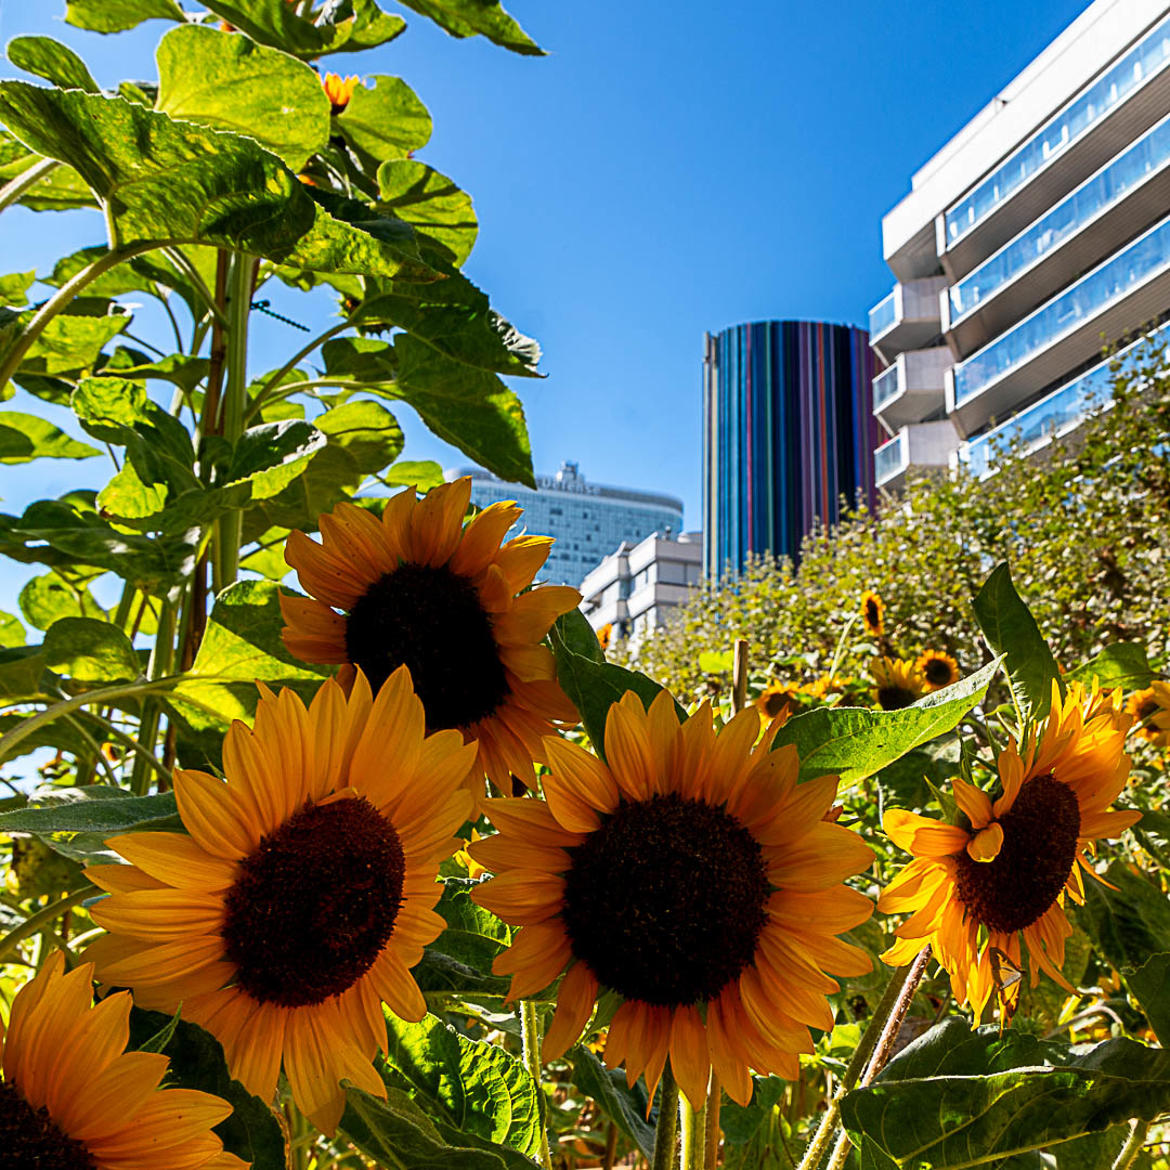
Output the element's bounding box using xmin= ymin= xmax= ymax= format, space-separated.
xmin=65 ymin=0 xmax=185 ymax=33
xmin=549 ymin=610 xmax=689 ymax=760
xmin=377 ymin=159 xmax=477 ymax=267
xmin=0 ymin=86 xmax=437 ymax=280
xmin=0 ymin=130 xmax=96 ymax=212
xmin=8 ymin=36 xmax=100 ymax=93
xmin=156 ymin=25 xmax=330 ymax=172
xmin=18 ymin=312 xmax=130 ymax=378
xmin=342 ymin=1085 xmax=535 ymax=1170
xmin=171 ymin=580 xmax=332 ymax=731
xmin=0 ymin=788 xmax=178 ymax=836
xmin=393 ymin=0 xmax=544 ymax=56
xmin=222 ymin=419 xmax=327 ymax=500
xmin=416 ymin=877 xmax=512 ymax=997
xmin=337 ymin=75 xmax=432 ymax=161
xmin=43 ymin=617 xmax=140 ymax=683
xmin=0 ymin=411 xmax=99 ymax=463
xmin=379 ymin=1012 xmax=544 ymax=1159
xmin=201 ymin=0 xmax=406 ymax=59
xmin=842 ymin=1020 xmax=1170 ymax=1168
xmin=1125 ymin=952 xmax=1170 ymax=1047
xmin=102 ymin=349 xmax=212 ymax=396
xmin=384 ymin=459 xmax=445 ymax=492
xmin=127 ymin=1009 xmax=285 ymax=1170
xmin=769 ymin=657 xmax=1001 ymax=784
xmin=570 ymin=1046 xmax=654 ymax=1160
xmin=19 ymin=571 xmax=106 ymax=631
xmin=973 ymin=563 xmax=1062 ymax=721
xmin=0 ymin=270 xmax=36 ymax=308
xmin=1077 ymin=862 xmax=1170 ymax=971
xmin=0 ymin=610 xmax=25 ymax=648
xmin=314 ymin=400 xmax=404 ymax=475
xmin=1067 ymin=642 xmax=1155 ymax=691
xmin=0 ymin=646 xmax=47 ymax=701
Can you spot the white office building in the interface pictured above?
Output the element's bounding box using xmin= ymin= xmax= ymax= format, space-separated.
xmin=870 ymin=0 xmax=1170 ymax=487
xmin=579 ymin=530 xmax=703 ymax=649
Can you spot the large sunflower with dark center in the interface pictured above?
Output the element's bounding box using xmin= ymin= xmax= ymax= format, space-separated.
xmin=470 ymin=690 xmax=875 ymax=1109
xmin=85 ymin=670 xmax=476 ymax=1136
xmin=281 ymin=478 xmax=581 ymax=794
xmin=872 ymin=656 xmax=925 ymax=711
xmin=879 ymin=681 xmax=1139 ymax=1021
xmin=1 ymin=952 xmax=244 ymax=1170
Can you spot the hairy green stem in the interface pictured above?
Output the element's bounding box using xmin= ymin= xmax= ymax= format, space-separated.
xmin=652 ymin=1065 xmax=680 ymax=1170
xmin=130 ymin=598 xmax=176 ymax=795
xmin=1111 ymin=1119 xmax=1149 ymax=1170
xmin=680 ymin=1092 xmax=706 ymax=1170
xmin=0 ymin=886 xmax=97 ymax=964
xmin=519 ymin=1001 xmax=553 ymax=1170
xmin=0 ymin=157 xmax=59 ymax=216
xmin=796 ymin=947 xmax=931 ymax=1170
xmin=248 ymin=320 xmax=351 ymax=420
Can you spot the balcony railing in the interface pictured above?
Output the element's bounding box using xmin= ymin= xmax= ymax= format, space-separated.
xmin=872 ymin=363 xmax=902 ymax=410
xmin=868 ymin=289 xmax=897 ymax=339
xmin=944 ymin=12 xmax=1170 ymax=247
xmin=952 ymin=209 xmax=1170 ymax=405
xmin=874 ymin=431 xmax=906 ymax=485
xmin=949 ymin=111 xmax=1170 ymax=322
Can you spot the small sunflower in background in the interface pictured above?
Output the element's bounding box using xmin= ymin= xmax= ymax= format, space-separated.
xmin=871 ymin=656 xmax=925 ymax=710
xmin=916 ymin=649 xmax=960 ymax=692
xmin=860 ymin=590 xmax=885 ymax=638
xmin=1127 ymin=681 xmax=1170 ymax=747
xmin=879 ymin=681 xmax=1138 ymax=1020
xmin=754 ymin=682 xmax=800 ymax=724
xmin=85 ymin=670 xmax=476 ymax=1134
xmin=281 ymin=478 xmax=581 ymax=795
xmin=470 ymin=690 xmax=874 ymax=1108
xmin=806 ymin=673 xmax=853 ymax=702
xmin=597 ymin=623 xmax=613 ymax=653
xmin=322 ymin=71 xmax=359 ymax=114
xmin=1 ymin=952 xmax=245 ymax=1169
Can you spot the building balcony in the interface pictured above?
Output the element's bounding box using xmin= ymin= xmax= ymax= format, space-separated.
xmin=868 ymin=276 xmax=948 ymax=363
xmin=938 ymin=12 xmax=1170 ymax=278
xmin=947 ymin=208 xmax=1170 ymax=436
xmin=872 ymin=346 xmax=951 ymax=428
xmin=945 ymin=109 xmax=1170 ymax=356
xmin=874 ymin=420 xmax=960 ymax=491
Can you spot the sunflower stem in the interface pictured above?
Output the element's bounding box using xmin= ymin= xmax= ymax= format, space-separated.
xmin=652 ymin=1065 xmax=680 ymax=1170
xmin=795 ymin=946 xmax=930 ymax=1170
xmin=680 ymin=1091 xmax=706 ymax=1170
xmin=704 ymin=1077 xmax=722 ymax=1170
xmin=520 ymin=1000 xmax=553 ymax=1170
xmin=1111 ymin=1119 xmax=1149 ymax=1170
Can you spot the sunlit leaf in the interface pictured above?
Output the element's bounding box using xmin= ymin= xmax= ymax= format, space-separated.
xmin=0 ymin=610 xmax=24 ymax=648
xmin=0 ymin=411 xmax=100 ymax=463
xmin=201 ymin=0 xmax=406 ymax=59
xmin=0 ymin=270 xmax=35 ymax=308
xmin=337 ymin=75 xmax=432 ymax=161
xmin=65 ymin=0 xmax=185 ymax=34
xmin=7 ymin=35 xmax=100 ymax=93
xmin=1067 ymin=642 xmax=1154 ymax=691
xmin=393 ymin=0 xmax=544 ymax=56
xmin=570 ymin=1046 xmax=655 ymax=1160
xmin=0 ymin=788 xmax=178 ymax=836
xmin=43 ymin=616 xmax=140 ymax=683
xmin=377 ymin=159 xmax=477 ymax=267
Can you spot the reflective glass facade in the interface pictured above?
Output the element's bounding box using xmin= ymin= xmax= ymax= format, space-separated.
xmin=874 ymin=432 xmax=906 ymax=484
xmin=702 ymin=321 xmax=878 ymax=576
xmin=945 ymin=13 xmax=1170 ymax=244
xmin=872 ymin=362 xmax=902 ymax=410
xmin=869 ymin=290 xmax=897 ymax=338
xmin=950 ymin=110 xmax=1170 ymax=320
xmin=953 ymin=209 xmax=1170 ymax=404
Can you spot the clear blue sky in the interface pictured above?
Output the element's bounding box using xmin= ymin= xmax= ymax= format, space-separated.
xmin=0 ymin=0 xmax=1088 ymax=537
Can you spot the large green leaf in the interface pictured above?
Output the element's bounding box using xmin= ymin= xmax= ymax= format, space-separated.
xmin=380 ymin=1012 xmax=544 ymax=1159
xmin=0 ymin=788 xmax=178 ymax=836
xmin=0 ymin=610 xmax=25 ymax=648
xmin=769 ymin=657 xmax=1001 ymax=784
xmin=393 ymin=0 xmax=544 ymax=56
xmin=7 ymin=36 xmax=100 ymax=93
xmin=0 ymin=411 xmax=99 ymax=463
xmin=1067 ymin=642 xmax=1155 ymax=691
xmin=377 ymin=159 xmax=477 ymax=267
xmin=842 ymin=1019 xmax=1170 ymax=1168
xmin=1126 ymin=951 xmax=1170 ymax=1047
xmin=43 ymin=616 xmax=140 ymax=683
xmin=171 ymin=579 xmax=332 ymax=730
xmin=973 ymin=562 xmax=1062 ymax=721
xmin=336 ymin=75 xmax=432 ymax=161
xmin=0 ymin=129 xmax=96 ymax=212
xmin=156 ymin=25 xmax=330 ymax=172
xmin=0 ymin=270 xmax=35 ymax=308
xmin=201 ymin=0 xmax=406 ymax=59
xmin=127 ymin=1009 xmax=285 ymax=1170
xmin=1077 ymin=862 xmax=1170 ymax=971
xmin=416 ymin=877 xmax=512 ymax=997
xmin=16 ymin=311 xmax=130 ymax=378
xmin=570 ymin=1046 xmax=655 ymax=1161
xmin=65 ymin=0 xmax=185 ymax=33
xmin=314 ymin=399 xmax=405 ymax=475
xmin=0 ymin=85 xmax=436 ymax=280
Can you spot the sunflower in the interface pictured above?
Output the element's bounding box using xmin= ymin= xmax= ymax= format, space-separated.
xmin=281 ymin=478 xmax=581 ymax=795
xmin=469 ymin=690 xmax=874 ymax=1108
xmin=871 ymin=657 xmax=925 ymax=710
xmin=1 ymin=952 xmax=245 ymax=1169
xmin=597 ymin=623 xmax=613 ymax=653
xmin=878 ymin=681 xmax=1138 ymax=1020
xmin=322 ymin=72 xmax=359 ymax=114
xmin=85 ymin=669 xmax=476 ymax=1134
xmin=915 ymin=650 xmax=960 ymax=692
xmin=805 ymin=674 xmax=853 ymax=702
xmin=754 ymin=682 xmax=800 ymax=725
xmin=1127 ymin=681 xmax=1170 ymax=747
xmin=860 ymin=590 xmax=885 ymax=637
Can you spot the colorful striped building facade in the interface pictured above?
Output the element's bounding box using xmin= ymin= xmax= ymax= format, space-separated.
xmin=702 ymin=320 xmax=879 ymax=577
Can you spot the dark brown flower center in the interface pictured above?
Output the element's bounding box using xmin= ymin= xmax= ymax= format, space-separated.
xmin=923 ymin=657 xmax=954 ymax=687
xmin=865 ymin=599 xmax=881 ymax=629
xmin=953 ymin=774 xmax=1081 ymax=934
xmin=0 ymin=1081 xmax=96 ymax=1170
xmin=222 ymin=797 xmax=405 ymax=1007
xmin=762 ymin=691 xmax=790 ymax=718
xmin=561 ymin=793 xmax=769 ymax=1006
xmin=345 ymin=561 xmax=510 ymax=728
xmin=1136 ymin=698 xmax=1158 ymax=725
xmin=877 ymin=685 xmax=917 ymax=710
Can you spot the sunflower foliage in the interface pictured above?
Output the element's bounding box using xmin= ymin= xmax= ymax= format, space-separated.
xmin=1 ymin=9 xmax=1170 ymax=1170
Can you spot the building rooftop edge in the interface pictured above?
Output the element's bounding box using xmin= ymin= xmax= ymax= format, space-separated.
xmin=448 ymin=465 xmax=686 ymax=514
xmin=705 ymin=318 xmax=870 ymax=337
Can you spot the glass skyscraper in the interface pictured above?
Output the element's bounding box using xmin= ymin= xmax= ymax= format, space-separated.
xmin=454 ymin=462 xmax=684 ymax=588
xmin=702 ymin=320 xmax=878 ymax=577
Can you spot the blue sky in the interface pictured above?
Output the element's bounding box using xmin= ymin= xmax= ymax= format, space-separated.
xmin=0 ymin=0 xmax=1087 ymax=541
